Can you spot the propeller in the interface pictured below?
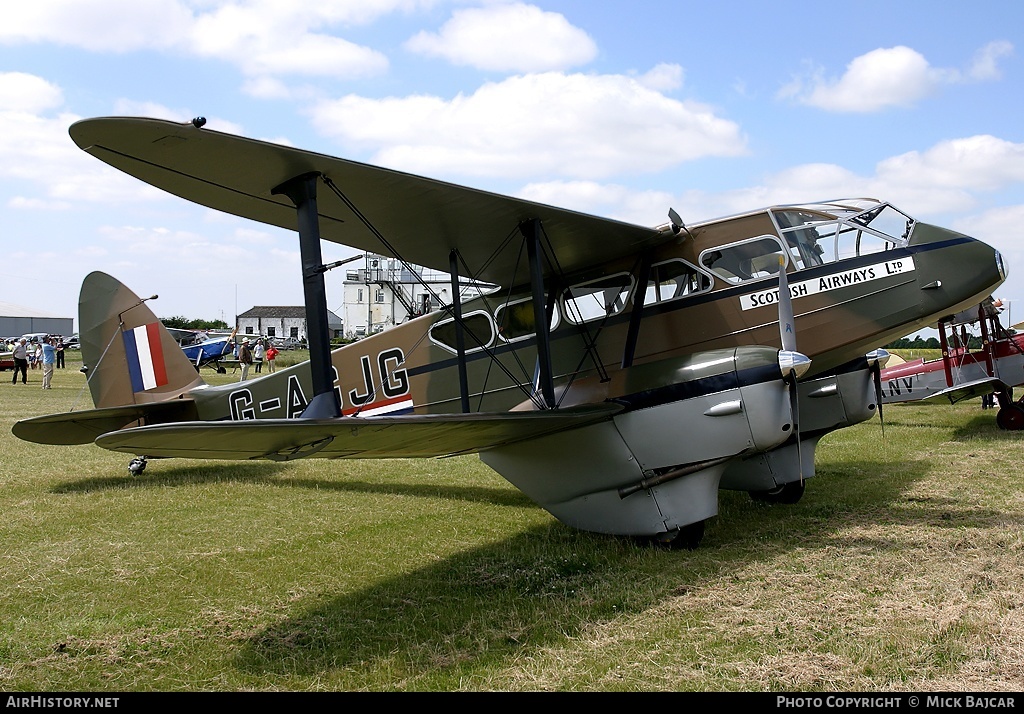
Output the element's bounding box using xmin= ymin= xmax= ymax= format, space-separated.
xmin=776 ymin=255 xmax=811 ymax=484
xmin=866 ymin=348 xmax=890 ymax=436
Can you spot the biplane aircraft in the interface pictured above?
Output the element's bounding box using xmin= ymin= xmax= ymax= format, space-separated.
xmin=12 ymin=116 xmax=1007 ymax=548
xmin=178 ymin=329 xmax=237 ymax=372
xmin=880 ymin=297 xmax=1024 ymax=429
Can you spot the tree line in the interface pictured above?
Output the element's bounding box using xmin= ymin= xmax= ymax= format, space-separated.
xmin=160 ymin=316 xmax=230 ymax=330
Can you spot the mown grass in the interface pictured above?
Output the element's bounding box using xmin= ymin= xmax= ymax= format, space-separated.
xmin=0 ymin=352 xmax=1022 ymax=691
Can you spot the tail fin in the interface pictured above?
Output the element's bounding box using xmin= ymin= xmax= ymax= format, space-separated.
xmin=80 ymin=271 xmax=206 ymax=408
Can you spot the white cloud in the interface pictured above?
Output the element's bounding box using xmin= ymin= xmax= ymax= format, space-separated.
xmin=310 ymin=71 xmax=746 ymax=179
xmin=405 ymin=2 xmax=597 ymax=72
xmin=876 ymin=135 xmax=1024 ymax=193
xmin=637 ymin=64 xmax=685 ymax=92
xmin=189 ymin=5 xmax=389 ymax=79
xmin=968 ymin=40 xmax=1014 ymax=81
xmin=0 ymin=72 xmax=63 ymax=112
xmin=780 ymin=42 xmax=1013 ymax=113
xmin=0 ymin=1 xmax=415 ymax=85
xmin=781 ymin=46 xmax=942 ymax=112
xmin=0 ymin=0 xmax=194 ymax=51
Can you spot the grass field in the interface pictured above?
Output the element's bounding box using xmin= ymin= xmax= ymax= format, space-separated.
xmin=1 ymin=351 xmax=1022 ymax=691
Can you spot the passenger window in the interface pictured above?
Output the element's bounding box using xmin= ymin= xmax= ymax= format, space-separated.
xmin=495 ymin=298 xmax=559 ymax=342
xmin=562 ymin=274 xmax=633 ymax=324
xmin=428 ymin=311 xmax=495 ymax=354
xmin=643 ymin=259 xmax=712 ymax=303
xmin=700 ymin=236 xmax=787 ymax=285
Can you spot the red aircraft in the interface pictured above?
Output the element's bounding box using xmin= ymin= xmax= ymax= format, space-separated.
xmin=879 ymin=298 xmax=1024 ymax=429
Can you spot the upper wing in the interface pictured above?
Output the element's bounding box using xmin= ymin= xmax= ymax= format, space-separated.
xmin=93 ymin=404 xmax=623 ymax=460
xmin=69 ymin=117 xmax=665 ymax=288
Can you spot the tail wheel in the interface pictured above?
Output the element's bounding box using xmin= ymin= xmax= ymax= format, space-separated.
xmin=749 ymin=480 xmax=806 ymax=504
xmin=996 ymin=405 xmax=1024 ymax=431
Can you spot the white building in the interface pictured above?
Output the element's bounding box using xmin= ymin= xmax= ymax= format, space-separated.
xmin=236 ymin=306 xmax=343 ymax=342
xmin=340 ymin=254 xmax=478 ymax=338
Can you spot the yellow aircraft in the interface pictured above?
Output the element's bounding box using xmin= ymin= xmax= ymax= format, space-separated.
xmin=13 ymin=117 xmax=1007 ymax=548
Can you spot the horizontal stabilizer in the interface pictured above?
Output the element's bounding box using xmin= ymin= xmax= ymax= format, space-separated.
xmin=93 ymin=404 xmax=623 ymax=460
xmin=918 ymin=376 xmax=1007 ymax=405
xmin=13 ymin=400 xmax=199 ymax=445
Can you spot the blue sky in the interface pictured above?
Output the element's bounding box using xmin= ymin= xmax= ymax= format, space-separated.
xmin=2 ymin=0 xmax=1023 ymax=332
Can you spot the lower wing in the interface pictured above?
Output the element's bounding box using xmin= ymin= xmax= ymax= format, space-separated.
xmin=93 ymin=404 xmax=623 ymax=460
xmin=919 ymin=376 xmax=1008 ymax=405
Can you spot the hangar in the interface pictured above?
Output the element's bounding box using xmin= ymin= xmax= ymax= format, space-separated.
xmin=0 ymin=301 xmax=73 ymax=339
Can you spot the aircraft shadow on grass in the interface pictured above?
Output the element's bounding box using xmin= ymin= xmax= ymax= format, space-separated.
xmin=49 ymin=460 xmax=536 ymax=508
xmin=229 ymin=454 xmax=1018 ymax=678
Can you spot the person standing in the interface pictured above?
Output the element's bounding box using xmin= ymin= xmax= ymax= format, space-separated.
xmin=253 ymin=339 xmax=264 ymax=374
xmin=41 ymin=337 xmax=56 ymax=389
xmin=264 ymin=343 xmax=279 ymax=373
xmin=55 ymin=338 xmax=65 ymax=369
xmin=238 ymin=338 xmax=253 ymax=382
xmin=11 ymin=338 xmax=28 ymax=384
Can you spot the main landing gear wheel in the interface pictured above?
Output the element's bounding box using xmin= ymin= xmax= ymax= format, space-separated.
xmin=749 ymin=480 xmax=806 ymax=505
xmin=996 ymin=405 xmax=1024 ymax=431
xmin=654 ymin=520 xmax=706 ymax=550
xmin=128 ymin=457 xmax=148 ymax=476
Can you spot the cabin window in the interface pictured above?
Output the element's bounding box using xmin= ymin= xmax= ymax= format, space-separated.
xmin=494 ymin=297 xmax=560 ymax=342
xmin=700 ymin=236 xmax=787 ymax=285
xmin=642 ymin=259 xmax=712 ymax=304
xmin=429 ymin=310 xmax=495 ymax=354
xmin=561 ymin=273 xmax=634 ymax=324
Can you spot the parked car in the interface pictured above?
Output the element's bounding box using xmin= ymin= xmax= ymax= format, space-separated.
xmin=272 ymin=337 xmax=306 ymax=350
xmin=62 ymin=334 xmax=80 ymax=349
xmin=21 ymin=332 xmax=50 ymax=346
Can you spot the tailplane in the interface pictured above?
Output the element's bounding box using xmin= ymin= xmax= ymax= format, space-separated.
xmin=80 ymin=271 xmax=206 ymax=408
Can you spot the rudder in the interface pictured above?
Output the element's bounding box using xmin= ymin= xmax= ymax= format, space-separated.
xmin=80 ymin=271 xmax=206 ymax=408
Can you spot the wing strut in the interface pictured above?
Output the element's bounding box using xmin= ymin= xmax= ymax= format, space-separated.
xmin=271 ymin=172 xmax=342 ymax=419
xmin=621 ymin=252 xmax=653 ymax=369
xmin=521 ymin=218 xmax=556 ymax=409
xmin=449 ymin=249 xmax=471 ymax=413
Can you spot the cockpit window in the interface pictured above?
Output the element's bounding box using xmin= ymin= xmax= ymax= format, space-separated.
xmin=642 ymin=259 xmax=712 ymax=303
xmin=772 ymin=202 xmax=913 ymax=265
xmin=562 ymin=273 xmax=634 ymax=324
xmin=700 ymin=236 xmax=787 ymax=285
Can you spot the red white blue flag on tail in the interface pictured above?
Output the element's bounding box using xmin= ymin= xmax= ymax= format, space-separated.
xmin=123 ymin=323 xmax=168 ymax=392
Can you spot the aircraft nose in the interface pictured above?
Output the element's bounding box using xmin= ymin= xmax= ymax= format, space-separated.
xmin=910 ymin=223 xmax=1007 ymax=318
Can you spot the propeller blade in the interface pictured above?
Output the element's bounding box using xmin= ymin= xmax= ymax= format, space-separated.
xmin=777 ymin=254 xmax=797 ymax=353
xmin=866 ymin=349 xmax=890 ymax=437
xmin=789 ymin=368 xmax=803 ymax=485
xmin=872 ymin=362 xmax=884 ymax=437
